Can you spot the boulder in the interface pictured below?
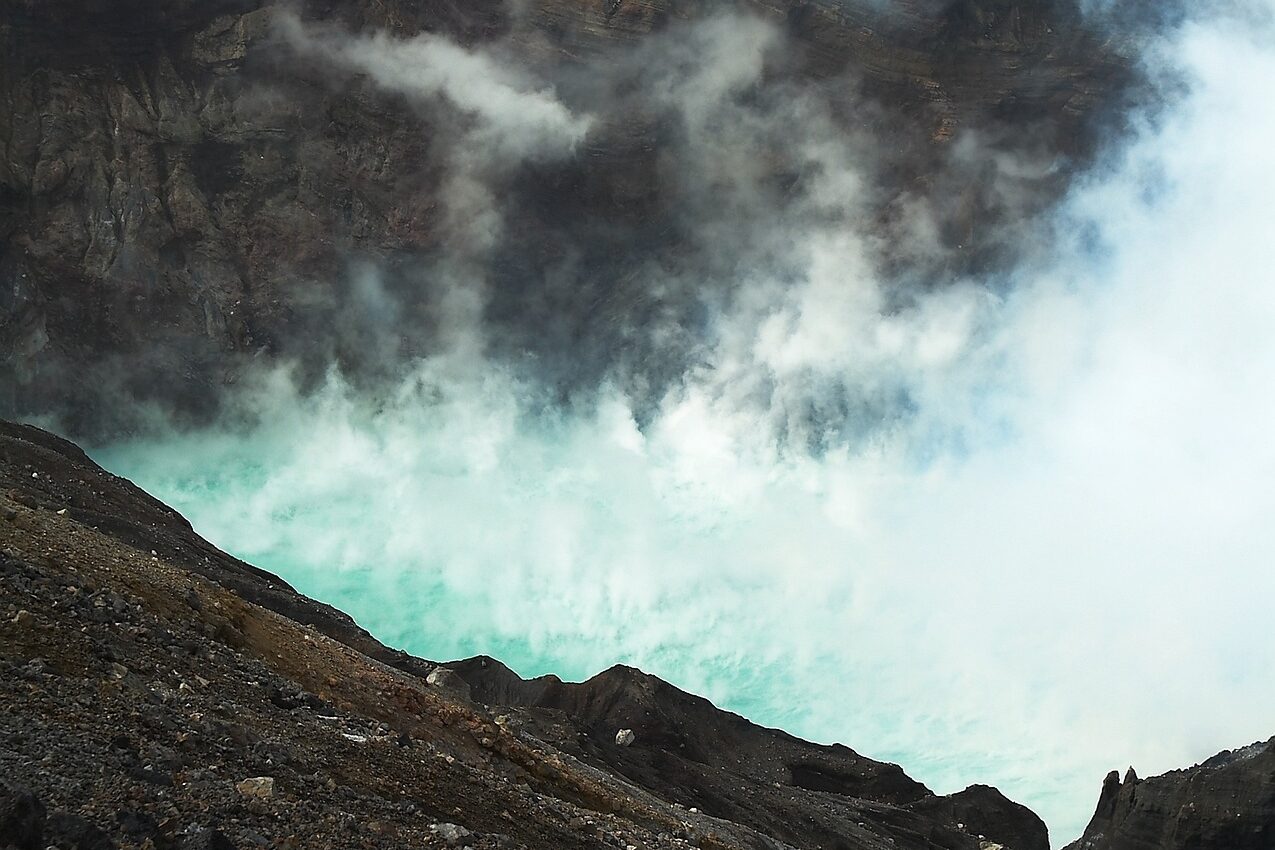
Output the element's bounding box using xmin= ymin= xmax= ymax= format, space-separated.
xmin=0 ymin=784 xmax=45 ymax=850
xmin=45 ymin=812 xmax=115 ymax=850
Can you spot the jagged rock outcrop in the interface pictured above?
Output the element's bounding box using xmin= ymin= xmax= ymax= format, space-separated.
xmin=1 ymin=0 xmax=1138 ymax=433
xmin=909 ymin=784 xmax=1050 ymax=850
xmin=1065 ymin=741 xmax=1275 ymax=850
xmin=2 ymin=417 xmax=1049 ymax=849
xmin=451 ymin=655 xmax=929 ymax=803
xmin=449 ymin=654 xmax=1048 ymax=850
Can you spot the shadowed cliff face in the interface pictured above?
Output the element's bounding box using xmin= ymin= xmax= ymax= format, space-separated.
xmin=1065 ymin=742 xmax=1275 ymax=850
xmin=0 ymin=0 xmax=1140 ymax=435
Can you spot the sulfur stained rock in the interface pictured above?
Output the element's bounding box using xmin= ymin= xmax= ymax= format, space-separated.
xmin=235 ymin=776 xmax=275 ymax=798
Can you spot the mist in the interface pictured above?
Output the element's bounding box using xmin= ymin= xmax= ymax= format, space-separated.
xmin=78 ymin=1 xmax=1275 ymax=843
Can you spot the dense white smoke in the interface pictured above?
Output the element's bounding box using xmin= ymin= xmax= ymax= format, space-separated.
xmin=278 ymin=14 xmax=591 ymax=163
xmin=95 ymin=2 xmax=1275 ymax=842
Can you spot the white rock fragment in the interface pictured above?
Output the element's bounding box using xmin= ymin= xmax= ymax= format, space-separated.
xmin=425 ymin=667 xmax=472 ymax=699
xmin=615 ymin=728 xmax=636 ymax=747
xmin=430 ymin=822 xmax=473 ymax=846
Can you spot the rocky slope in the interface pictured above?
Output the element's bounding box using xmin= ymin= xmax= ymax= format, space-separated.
xmin=1 ymin=0 xmax=1139 ymax=433
xmin=0 ymin=417 xmax=1054 ymax=850
xmin=3 ymin=426 xmax=1273 ymax=850
xmin=6 ymin=423 xmax=1273 ymax=850
xmin=1064 ymin=741 xmax=1275 ymax=850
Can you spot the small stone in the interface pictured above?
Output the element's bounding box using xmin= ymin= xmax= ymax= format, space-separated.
xmin=2 ymin=508 xmax=16 ymax=521
xmin=11 ymin=610 xmax=34 ymax=627
xmin=56 ymin=508 xmax=67 ymax=516
xmin=615 ymin=728 xmax=636 ymax=747
xmin=430 ymin=823 xmax=472 ymax=846
xmin=235 ymin=777 xmax=274 ymax=799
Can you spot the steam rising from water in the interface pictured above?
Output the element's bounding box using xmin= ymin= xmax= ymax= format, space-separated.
xmin=94 ymin=3 xmax=1275 ymax=842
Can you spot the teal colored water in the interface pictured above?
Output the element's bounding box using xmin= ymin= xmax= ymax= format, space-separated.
xmin=86 ymin=372 xmax=1127 ymax=845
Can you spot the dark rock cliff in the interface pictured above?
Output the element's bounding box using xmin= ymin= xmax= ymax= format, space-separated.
xmin=1064 ymin=742 xmax=1275 ymax=850
xmin=1 ymin=0 xmax=1138 ymax=433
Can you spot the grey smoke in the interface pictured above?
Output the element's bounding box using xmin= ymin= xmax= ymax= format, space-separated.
xmin=259 ymin=8 xmax=1086 ymax=445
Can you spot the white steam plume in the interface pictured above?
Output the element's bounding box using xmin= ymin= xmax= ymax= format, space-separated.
xmin=277 ymin=14 xmax=591 ymax=163
xmin=278 ymin=12 xmax=593 ymax=361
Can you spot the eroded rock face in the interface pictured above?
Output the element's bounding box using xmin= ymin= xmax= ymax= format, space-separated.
xmin=1 ymin=0 xmax=1138 ymax=434
xmin=1064 ymin=741 xmax=1275 ymax=850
